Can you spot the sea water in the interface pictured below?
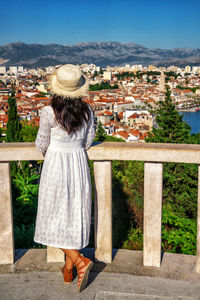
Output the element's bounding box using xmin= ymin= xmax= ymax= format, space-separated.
xmin=179 ymin=111 xmax=200 ymax=134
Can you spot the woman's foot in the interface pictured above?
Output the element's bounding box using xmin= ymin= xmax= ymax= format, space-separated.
xmin=61 ymin=265 xmax=73 ymax=284
xmin=75 ymin=254 xmax=93 ymax=292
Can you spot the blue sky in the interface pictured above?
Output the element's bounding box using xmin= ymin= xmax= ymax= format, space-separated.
xmin=1 ymin=0 xmax=200 ymax=49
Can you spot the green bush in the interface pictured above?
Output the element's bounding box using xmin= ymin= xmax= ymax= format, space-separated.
xmin=14 ymin=224 xmax=45 ymax=249
xmin=120 ymin=204 xmax=197 ymax=255
xmin=162 ymin=205 xmax=196 ymax=255
xmin=122 ymin=227 xmax=143 ymax=250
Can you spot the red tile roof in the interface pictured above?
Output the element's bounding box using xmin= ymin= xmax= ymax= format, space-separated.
xmin=129 ymin=129 xmax=141 ymax=136
xmin=139 ymin=132 xmax=149 ymax=140
xmin=128 ymin=113 xmax=138 ymax=119
xmin=98 ymin=110 xmax=113 ymax=116
xmin=113 ymin=131 xmax=129 ymax=139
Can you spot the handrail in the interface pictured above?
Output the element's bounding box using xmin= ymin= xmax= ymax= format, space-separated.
xmin=0 ymin=142 xmax=199 ymax=273
xmin=0 ymin=142 xmax=200 ymax=163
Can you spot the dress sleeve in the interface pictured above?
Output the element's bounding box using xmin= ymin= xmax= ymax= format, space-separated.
xmin=35 ymin=107 xmax=51 ymax=156
xmin=84 ymin=105 xmax=95 ymax=150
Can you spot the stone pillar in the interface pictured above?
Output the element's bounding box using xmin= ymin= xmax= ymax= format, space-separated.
xmin=47 ymin=246 xmax=65 ymax=263
xmin=196 ymin=165 xmax=200 ymax=273
xmin=94 ymin=161 xmax=112 ymax=263
xmin=143 ymin=162 xmax=163 ymax=267
xmin=0 ymin=162 xmax=14 ymax=264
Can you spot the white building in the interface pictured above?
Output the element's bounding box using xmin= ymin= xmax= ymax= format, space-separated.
xmin=37 ymin=82 xmax=48 ymax=93
xmin=131 ymin=64 xmax=143 ymax=71
xmin=123 ymin=109 xmax=149 ymax=123
xmin=192 ymin=66 xmax=200 ymax=73
xmin=185 ymin=66 xmax=191 ymax=73
xmin=46 ymin=66 xmax=55 ymax=74
xmin=125 ymin=96 xmax=135 ymax=102
xmin=0 ymin=66 xmax=6 ymax=74
xmin=103 ymin=124 xmax=115 ymax=135
xmin=103 ymin=71 xmax=112 ymax=81
xmin=18 ymin=66 xmax=23 ymax=73
xmin=113 ymin=101 xmax=134 ymax=113
xmin=9 ymin=66 xmax=17 ymax=74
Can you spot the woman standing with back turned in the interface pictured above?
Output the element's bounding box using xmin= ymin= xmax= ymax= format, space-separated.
xmin=34 ymin=64 xmax=95 ymax=292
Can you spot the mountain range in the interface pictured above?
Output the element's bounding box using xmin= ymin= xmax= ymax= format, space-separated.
xmin=0 ymin=41 xmax=200 ymax=68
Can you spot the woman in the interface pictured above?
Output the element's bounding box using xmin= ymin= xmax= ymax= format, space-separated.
xmin=34 ymin=64 xmax=95 ymax=292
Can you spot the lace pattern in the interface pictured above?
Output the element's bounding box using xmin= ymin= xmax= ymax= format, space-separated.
xmin=34 ymin=104 xmax=95 ymax=249
xmin=35 ymin=105 xmax=95 ymax=154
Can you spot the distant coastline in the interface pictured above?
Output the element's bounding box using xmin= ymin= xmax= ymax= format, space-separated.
xmin=178 ymin=109 xmax=199 ymax=112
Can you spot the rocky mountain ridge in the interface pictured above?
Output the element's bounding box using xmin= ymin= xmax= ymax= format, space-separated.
xmin=0 ymin=41 xmax=200 ymax=68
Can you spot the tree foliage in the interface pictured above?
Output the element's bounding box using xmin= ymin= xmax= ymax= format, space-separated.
xmin=144 ymin=87 xmax=198 ymax=254
xmin=163 ymin=163 xmax=197 ymax=219
xmin=6 ymin=89 xmax=22 ymax=142
xmin=20 ymin=120 xmax=38 ymax=142
xmin=13 ymin=173 xmax=39 ymax=205
xmin=176 ymin=85 xmax=200 ymax=93
xmin=146 ymin=87 xmax=191 ymax=143
xmin=89 ymin=82 xmax=118 ymax=91
xmin=94 ymin=121 xmax=107 ymax=142
xmin=122 ymin=204 xmax=197 ymax=255
xmin=0 ymin=127 xmax=3 ymax=142
xmin=162 ymin=206 xmax=196 ymax=254
xmin=5 ymin=92 xmax=41 ymax=248
xmin=112 ymin=160 xmax=144 ymax=248
xmin=12 ymin=160 xmax=41 ymax=249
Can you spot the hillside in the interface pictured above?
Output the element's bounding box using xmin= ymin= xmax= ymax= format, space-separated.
xmin=0 ymin=41 xmax=200 ymax=68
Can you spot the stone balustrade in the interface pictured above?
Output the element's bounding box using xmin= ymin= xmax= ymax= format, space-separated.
xmin=0 ymin=142 xmax=200 ymax=272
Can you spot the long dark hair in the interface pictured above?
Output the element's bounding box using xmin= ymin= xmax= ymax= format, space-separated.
xmin=51 ymin=95 xmax=90 ymax=134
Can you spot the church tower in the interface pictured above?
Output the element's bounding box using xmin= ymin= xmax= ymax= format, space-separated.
xmin=159 ymin=71 xmax=166 ymax=92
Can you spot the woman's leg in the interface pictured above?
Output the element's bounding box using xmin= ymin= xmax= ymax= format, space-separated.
xmin=59 ymin=249 xmax=75 ymax=284
xmin=65 ymin=254 xmax=74 ymax=270
xmin=61 ymin=248 xmax=93 ymax=292
xmin=61 ymin=248 xmax=79 ymax=265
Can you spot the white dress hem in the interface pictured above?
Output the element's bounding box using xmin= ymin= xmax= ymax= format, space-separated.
xmin=34 ymin=238 xmax=89 ymax=250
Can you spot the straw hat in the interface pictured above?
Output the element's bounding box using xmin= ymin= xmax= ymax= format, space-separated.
xmin=49 ymin=64 xmax=88 ymax=98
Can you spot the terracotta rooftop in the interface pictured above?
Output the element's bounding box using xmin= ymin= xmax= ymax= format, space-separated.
xmin=113 ymin=130 xmax=129 ymax=139
xmin=98 ymin=110 xmax=113 ymax=116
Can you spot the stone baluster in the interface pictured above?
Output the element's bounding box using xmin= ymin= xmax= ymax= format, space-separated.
xmin=0 ymin=162 xmax=14 ymax=264
xmin=94 ymin=161 xmax=112 ymax=263
xmin=47 ymin=246 xmax=65 ymax=263
xmin=143 ymin=162 xmax=163 ymax=267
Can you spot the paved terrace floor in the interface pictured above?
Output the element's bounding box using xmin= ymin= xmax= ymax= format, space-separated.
xmin=0 ymin=249 xmax=200 ymax=300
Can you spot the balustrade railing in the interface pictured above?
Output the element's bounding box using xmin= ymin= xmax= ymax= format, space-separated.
xmin=0 ymin=142 xmax=200 ymax=272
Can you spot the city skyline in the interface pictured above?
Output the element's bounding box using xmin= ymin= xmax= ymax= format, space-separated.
xmin=1 ymin=0 xmax=200 ymax=49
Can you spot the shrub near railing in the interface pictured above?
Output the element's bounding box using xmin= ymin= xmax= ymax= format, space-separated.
xmin=111 ymin=160 xmax=197 ymax=255
xmin=162 ymin=206 xmax=197 ymax=254
xmin=11 ymin=160 xmax=42 ymax=249
xmin=8 ymin=148 xmax=200 ymax=255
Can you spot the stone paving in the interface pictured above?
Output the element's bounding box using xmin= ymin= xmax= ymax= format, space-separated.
xmin=0 ymin=271 xmax=200 ymax=300
xmin=0 ymin=249 xmax=200 ymax=300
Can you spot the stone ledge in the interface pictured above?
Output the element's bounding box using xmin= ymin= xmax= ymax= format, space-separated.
xmin=1 ymin=142 xmax=200 ymax=163
xmin=0 ymin=249 xmax=200 ymax=282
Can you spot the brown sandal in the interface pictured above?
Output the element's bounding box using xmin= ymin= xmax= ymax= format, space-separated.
xmin=75 ymin=253 xmax=93 ymax=292
xmin=61 ymin=265 xmax=73 ymax=284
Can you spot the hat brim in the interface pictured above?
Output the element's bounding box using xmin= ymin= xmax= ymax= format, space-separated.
xmin=49 ymin=71 xmax=89 ymax=98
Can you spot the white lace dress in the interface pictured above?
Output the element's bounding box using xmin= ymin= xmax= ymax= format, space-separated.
xmin=34 ymin=105 xmax=95 ymax=249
